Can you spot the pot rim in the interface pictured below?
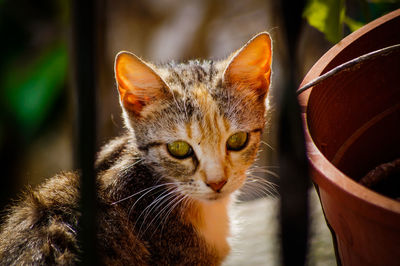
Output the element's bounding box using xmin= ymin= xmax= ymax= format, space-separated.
xmin=298 ymin=9 xmax=400 ymax=215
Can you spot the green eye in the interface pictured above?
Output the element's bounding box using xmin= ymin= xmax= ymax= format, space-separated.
xmin=167 ymin=141 xmax=193 ymax=159
xmin=227 ymin=132 xmax=248 ymax=151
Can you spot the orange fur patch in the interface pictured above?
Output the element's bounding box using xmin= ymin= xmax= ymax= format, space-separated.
xmin=185 ymin=197 xmax=231 ymax=260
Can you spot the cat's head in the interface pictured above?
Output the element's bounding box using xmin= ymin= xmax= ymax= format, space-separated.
xmin=114 ymin=32 xmax=272 ymax=202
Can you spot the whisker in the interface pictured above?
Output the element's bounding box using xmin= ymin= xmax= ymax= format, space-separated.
xmin=247 ymin=176 xmax=278 ymax=190
xmin=241 ymin=183 xmax=277 ymax=199
xmin=111 ymin=182 xmax=175 ymax=205
xmin=116 ymin=159 xmax=144 ymax=178
xmin=157 ymin=194 xmax=189 ymax=237
xmin=241 ymin=175 xmax=279 ymax=198
xmin=136 ymin=187 xmax=179 ymax=234
xmin=140 ymin=192 xmax=184 ymax=237
xmin=251 ymin=165 xmax=279 ymax=169
xmin=247 ymin=166 xmax=279 ymax=178
xmin=260 ymin=140 xmax=274 ymax=151
xmin=127 ymin=183 xmax=178 ymax=220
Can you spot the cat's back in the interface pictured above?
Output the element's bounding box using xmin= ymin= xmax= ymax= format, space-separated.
xmin=0 ymin=171 xmax=80 ymax=265
xmin=0 ymin=136 xmax=152 ymax=265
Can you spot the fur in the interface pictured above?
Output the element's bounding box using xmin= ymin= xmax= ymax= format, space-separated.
xmin=0 ymin=32 xmax=272 ymax=265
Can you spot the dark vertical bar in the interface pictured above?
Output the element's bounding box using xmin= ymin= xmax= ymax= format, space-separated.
xmin=277 ymin=1 xmax=310 ymax=266
xmin=71 ymin=0 xmax=98 ymax=264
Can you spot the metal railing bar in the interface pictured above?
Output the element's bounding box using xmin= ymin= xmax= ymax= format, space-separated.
xmin=277 ymin=1 xmax=310 ymax=265
xmin=71 ymin=0 xmax=99 ymax=264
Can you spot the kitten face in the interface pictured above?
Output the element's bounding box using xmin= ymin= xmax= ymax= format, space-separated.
xmin=115 ymin=32 xmax=272 ymax=202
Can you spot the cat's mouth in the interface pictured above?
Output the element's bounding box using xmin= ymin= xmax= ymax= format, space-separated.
xmin=183 ymin=190 xmax=229 ymax=202
xmin=201 ymin=191 xmax=232 ymax=202
xmin=205 ymin=195 xmax=223 ymax=201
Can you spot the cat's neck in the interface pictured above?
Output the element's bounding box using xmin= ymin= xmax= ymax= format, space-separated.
xmin=186 ymin=196 xmax=232 ymax=259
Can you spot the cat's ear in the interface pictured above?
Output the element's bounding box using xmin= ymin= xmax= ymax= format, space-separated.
xmin=223 ymin=32 xmax=272 ymax=98
xmin=115 ymin=52 xmax=170 ymax=117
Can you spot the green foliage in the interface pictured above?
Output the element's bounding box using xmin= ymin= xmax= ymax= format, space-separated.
xmin=303 ymin=0 xmax=346 ymax=43
xmin=1 ymin=43 xmax=67 ymax=137
xmin=303 ymin=0 xmax=400 ymax=43
xmin=0 ymin=0 xmax=69 ymax=144
xmin=343 ymin=16 xmax=364 ymax=32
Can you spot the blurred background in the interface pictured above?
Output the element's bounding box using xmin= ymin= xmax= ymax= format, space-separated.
xmin=0 ymin=0 xmax=312 ymax=203
xmin=1 ymin=0 xmax=398 ymax=204
xmin=0 ymin=0 xmax=398 ymax=264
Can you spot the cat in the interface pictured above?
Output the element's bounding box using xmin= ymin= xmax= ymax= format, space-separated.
xmin=0 ymin=32 xmax=272 ymax=265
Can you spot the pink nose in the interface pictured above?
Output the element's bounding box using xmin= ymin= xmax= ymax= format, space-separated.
xmin=206 ymin=180 xmax=227 ymax=192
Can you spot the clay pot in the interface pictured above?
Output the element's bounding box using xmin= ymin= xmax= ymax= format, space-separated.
xmin=299 ymin=10 xmax=400 ymax=266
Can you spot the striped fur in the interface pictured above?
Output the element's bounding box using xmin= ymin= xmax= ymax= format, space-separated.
xmin=0 ymin=32 xmax=272 ymax=265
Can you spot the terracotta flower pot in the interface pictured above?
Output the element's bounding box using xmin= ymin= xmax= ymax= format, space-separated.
xmin=299 ymin=9 xmax=400 ymax=266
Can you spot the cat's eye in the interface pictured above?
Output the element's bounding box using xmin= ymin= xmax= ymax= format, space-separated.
xmin=167 ymin=141 xmax=193 ymax=159
xmin=226 ymin=132 xmax=248 ymax=151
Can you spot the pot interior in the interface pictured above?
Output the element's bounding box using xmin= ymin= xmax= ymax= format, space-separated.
xmin=307 ymin=49 xmax=400 ymax=183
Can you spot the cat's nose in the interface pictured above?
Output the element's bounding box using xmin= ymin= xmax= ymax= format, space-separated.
xmin=206 ymin=179 xmax=227 ymax=193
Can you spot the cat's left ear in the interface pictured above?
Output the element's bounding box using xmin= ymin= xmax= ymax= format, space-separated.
xmin=223 ymin=32 xmax=272 ymax=98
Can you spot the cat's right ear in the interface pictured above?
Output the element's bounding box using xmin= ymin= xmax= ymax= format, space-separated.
xmin=223 ymin=32 xmax=272 ymax=100
xmin=115 ymin=52 xmax=170 ymax=117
